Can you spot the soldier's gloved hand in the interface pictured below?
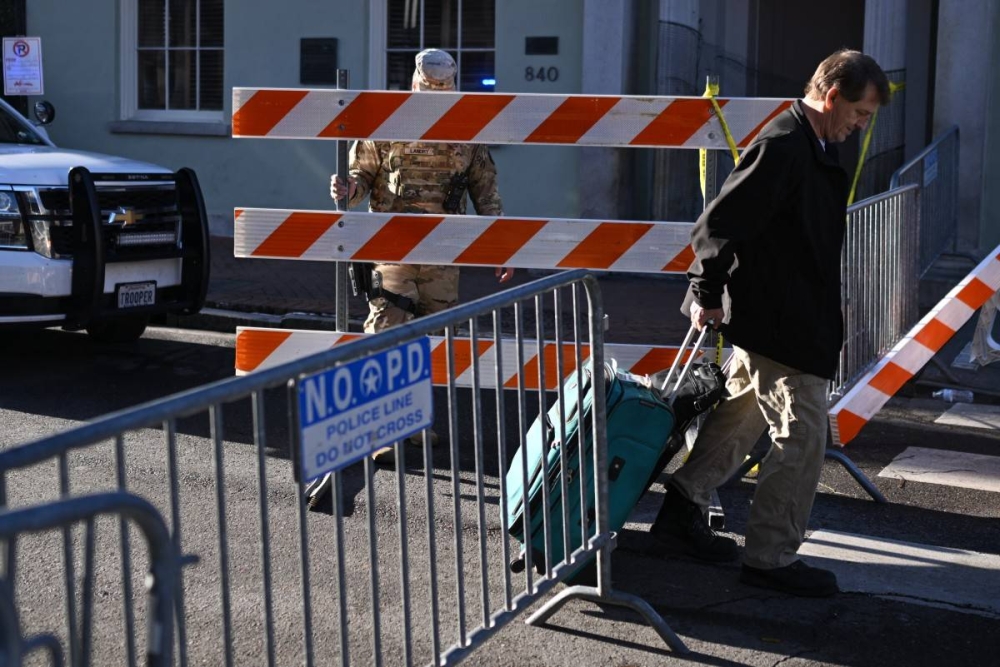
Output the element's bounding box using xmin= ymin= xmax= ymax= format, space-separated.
xmin=330 ymin=174 xmax=357 ymax=201
xmin=496 ymin=267 xmax=514 ymax=284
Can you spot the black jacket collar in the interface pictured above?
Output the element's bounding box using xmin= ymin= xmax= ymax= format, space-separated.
xmin=791 ymin=99 xmax=841 ymax=167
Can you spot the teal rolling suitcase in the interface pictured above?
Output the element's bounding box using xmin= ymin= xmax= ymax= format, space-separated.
xmin=506 ymin=325 xmax=714 ymax=573
xmin=506 ymin=361 xmax=673 ymax=571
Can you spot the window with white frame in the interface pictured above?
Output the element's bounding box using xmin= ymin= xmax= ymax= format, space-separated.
xmin=385 ymin=0 xmax=496 ymax=91
xmin=122 ymin=0 xmax=223 ymax=120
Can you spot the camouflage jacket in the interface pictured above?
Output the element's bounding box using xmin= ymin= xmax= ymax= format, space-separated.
xmin=347 ymin=141 xmax=503 ymax=216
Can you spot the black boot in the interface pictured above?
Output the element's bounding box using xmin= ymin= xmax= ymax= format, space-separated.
xmin=740 ymin=560 xmax=839 ymax=597
xmin=650 ymin=485 xmax=738 ymax=562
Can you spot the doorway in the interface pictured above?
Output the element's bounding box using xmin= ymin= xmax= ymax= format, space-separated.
xmin=750 ymin=0 xmax=866 ymax=172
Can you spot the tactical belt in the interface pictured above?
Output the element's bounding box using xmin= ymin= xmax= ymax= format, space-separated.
xmin=346 ymin=163 xmax=473 ymax=317
xmin=349 ymin=262 xmax=417 ymax=315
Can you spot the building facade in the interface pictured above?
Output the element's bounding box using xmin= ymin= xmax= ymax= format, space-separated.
xmin=5 ymin=0 xmax=999 ymax=250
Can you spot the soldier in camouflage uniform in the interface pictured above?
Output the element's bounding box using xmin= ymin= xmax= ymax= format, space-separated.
xmin=330 ymin=48 xmax=510 ymax=463
xmin=331 ymin=48 xmax=510 ymax=333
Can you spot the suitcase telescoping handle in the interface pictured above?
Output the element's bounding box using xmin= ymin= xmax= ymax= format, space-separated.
xmin=659 ymin=321 xmax=715 ymax=401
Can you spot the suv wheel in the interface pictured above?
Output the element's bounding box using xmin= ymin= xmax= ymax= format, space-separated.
xmin=86 ymin=316 xmax=150 ymax=343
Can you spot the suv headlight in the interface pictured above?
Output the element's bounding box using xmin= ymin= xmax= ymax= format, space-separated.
xmin=29 ymin=219 xmax=54 ymax=258
xmin=0 ymin=191 xmax=28 ymax=249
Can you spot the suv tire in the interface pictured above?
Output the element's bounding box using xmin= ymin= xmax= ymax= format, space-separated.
xmin=86 ymin=316 xmax=149 ymax=343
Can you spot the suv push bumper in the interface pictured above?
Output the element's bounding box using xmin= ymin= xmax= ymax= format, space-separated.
xmin=66 ymin=166 xmax=210 ymax=329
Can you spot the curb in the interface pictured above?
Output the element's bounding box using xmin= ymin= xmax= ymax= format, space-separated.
xmin=163 ymin=306 xmax=364 ymax=334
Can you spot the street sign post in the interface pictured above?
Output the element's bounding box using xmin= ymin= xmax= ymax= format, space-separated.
xmin=3 ymin=37 xmax=43 ymax=96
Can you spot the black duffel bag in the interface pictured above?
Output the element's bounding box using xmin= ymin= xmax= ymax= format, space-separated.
xmin=667 ymin=360 xmax=728 ymax=433
xmin=640 ymin=337 xmax=729 ymax=494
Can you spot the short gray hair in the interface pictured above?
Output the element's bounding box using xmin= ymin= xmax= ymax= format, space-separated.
xmin=805 ymin=49 xmax=890 ymax=105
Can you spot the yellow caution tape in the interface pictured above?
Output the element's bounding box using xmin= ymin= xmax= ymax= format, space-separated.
xmin=848 ymin=81 xmax=905 ymax=206
xmin=699 ymin=79 xmax=740 ymax=200
xmin=698 ymin=79 xmax=739 ymax=365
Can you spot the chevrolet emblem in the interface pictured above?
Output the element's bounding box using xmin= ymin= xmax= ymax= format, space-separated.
xmin=108 ymin=207 xmax=144 ymax=226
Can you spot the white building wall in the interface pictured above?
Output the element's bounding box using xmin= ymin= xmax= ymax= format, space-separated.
xmin=493 ymin=0 xmax=584 ymax=218
xmin=864 ymin=0 xmax=907 ymax=71
xmin=979 ymin=1 xmax=1000 ymax=250
xmin=579 ymin=0 xmax=628 ymax=221
xmin=934 ymin=0 xmax=995 ymax=251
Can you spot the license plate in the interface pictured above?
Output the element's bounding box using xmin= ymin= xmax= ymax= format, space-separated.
xmin=117 ymin=281 xmax=156 ymax=309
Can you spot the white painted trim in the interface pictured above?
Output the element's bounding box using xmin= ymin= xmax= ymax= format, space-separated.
xmin=368 ymin=0 xmax=387 ymax=90
xmin=367 ymin=2 xmax=498 ymax=93
xmin=130 ymin=109 xmax=223 ymax=122
xmin=118 ymin=0 xmax=224 ymax=121
xmin=120 ymin=0 xmax=138 ymax=119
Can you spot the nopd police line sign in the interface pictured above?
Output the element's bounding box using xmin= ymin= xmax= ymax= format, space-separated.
xmin=296 ymin=338 xmax=433 ymax=481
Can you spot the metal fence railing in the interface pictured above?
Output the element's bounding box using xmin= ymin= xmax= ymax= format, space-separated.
xmin=0 ymin=269 xmax=685 ymax=666
xmin=834 ymin=184 xmax=921 ymax=400
xmin=0 ymin=492 xmax=177 ymax=667
xmin=890 ymin=126 xmax=960 ymax=276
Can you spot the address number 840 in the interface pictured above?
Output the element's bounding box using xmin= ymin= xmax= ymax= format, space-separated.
xmin=524 ymin=66 xmax=559 ymax=82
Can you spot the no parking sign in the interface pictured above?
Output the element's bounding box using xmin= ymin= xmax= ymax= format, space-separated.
xmin=3 ymin=37 xmax=43 ymax=96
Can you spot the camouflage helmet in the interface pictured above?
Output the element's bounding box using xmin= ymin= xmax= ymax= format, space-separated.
xmin=413 ymin=48 xmax=457 ymax=91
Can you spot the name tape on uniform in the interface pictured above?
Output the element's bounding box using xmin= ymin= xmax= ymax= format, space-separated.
xmin=297 ymin=338 xmax=433 ymax=481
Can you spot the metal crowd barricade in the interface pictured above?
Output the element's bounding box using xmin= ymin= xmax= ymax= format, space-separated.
xmin=792 ymin=184 xmax=920 ymax=504
xmin=834 ymin=184 xmax=922 ymax=399
xmin=890 ymin=126 xmax=960 ymax=276
xmin=0 ymin=492 xmax=176 ymax=667
xmin=0 ymin=269 xmax=685 ymax=666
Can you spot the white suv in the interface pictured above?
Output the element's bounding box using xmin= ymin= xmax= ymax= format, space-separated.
xmin=0 ymin=98 xmax=209 ymax=341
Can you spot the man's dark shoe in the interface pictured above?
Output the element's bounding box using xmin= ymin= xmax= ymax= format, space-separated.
xmin=740 ymin=560 xmax=839 ymax=597
xmin=650 ymin=485 xmax=739 ymax=562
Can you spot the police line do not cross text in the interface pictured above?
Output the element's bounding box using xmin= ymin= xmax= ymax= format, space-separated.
xmin=297 ymin=338 xmax=433 ymax=481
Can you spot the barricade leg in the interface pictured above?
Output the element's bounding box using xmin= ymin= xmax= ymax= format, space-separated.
xmin=824 ymin=449 xmax=887 ymax=503
xmin=525 ymin=547 xmax=689 ymax=654
xmin=731 ymin=447 xmax=886 ymax=503
xmin=727 ymin=443 xmax=886 ymax=503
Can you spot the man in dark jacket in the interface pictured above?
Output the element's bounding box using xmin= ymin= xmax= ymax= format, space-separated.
xmin=652 ymin=50 xmax=889 ymax=597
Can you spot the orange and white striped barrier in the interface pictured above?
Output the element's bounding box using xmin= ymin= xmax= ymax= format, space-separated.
xmin=234 ymin=208 xmax=695 ymax=273
xmin=235 ymin=327 xmax=731 ymax=389
xmin=232 ymin=88 xmax=792 ymax=149
xmin=829 ymin=245 xmax=1000 ymax=446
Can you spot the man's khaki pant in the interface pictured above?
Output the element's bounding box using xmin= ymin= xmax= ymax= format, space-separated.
xmin=670 ymin=346 xmax=830 ymax=569
xmin=364 ymin=264 xmax=459 ymax=333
